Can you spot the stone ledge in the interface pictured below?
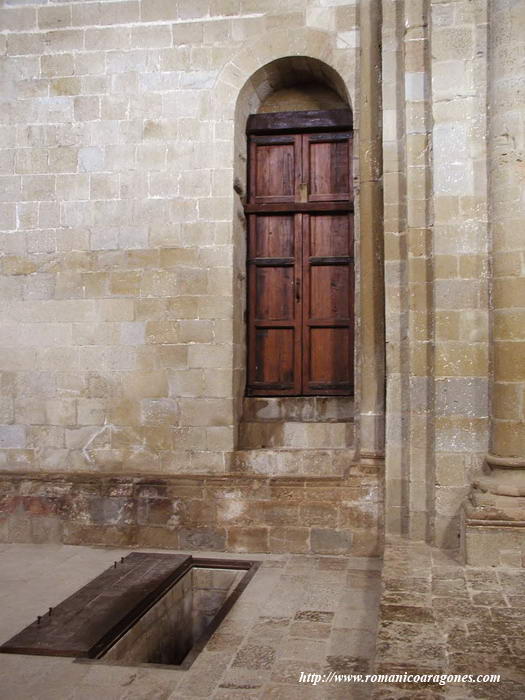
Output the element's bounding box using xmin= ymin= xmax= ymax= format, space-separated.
xmin=0 ymin=466 xmax=380 ymax=487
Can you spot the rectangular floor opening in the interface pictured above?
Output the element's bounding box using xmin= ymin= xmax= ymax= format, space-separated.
xmin=101 ymin=560 xmax=254 ymax=668
xmin=0 ymin=553 xmax=259 ymax=670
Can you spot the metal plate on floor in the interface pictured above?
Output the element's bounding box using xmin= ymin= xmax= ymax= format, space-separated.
xmin=0 ymin=552 xmax=192 ymax=659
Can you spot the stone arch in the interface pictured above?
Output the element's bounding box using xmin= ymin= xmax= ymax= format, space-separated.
xmin=212 ymin=27 xmax=357 ymax=118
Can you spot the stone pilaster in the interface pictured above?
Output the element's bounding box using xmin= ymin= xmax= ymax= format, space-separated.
xmin=381 ymin=0 xmax=434 ymax=541
xmin=358 ymin=0 xmax=385 ymax=463
xmin=464 ymin=0 xmax=525 ymax=565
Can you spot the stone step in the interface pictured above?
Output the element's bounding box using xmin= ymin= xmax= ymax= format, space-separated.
xmin=238 ymin=421 xmax=354 ymax=449
xmin=243 ymin=396 xmax=354 ymax=423
xmin=232 ymin=448 xmax=355 ymax=477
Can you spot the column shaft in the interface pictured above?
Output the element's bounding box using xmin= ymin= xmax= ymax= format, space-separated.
xmin=473 ymin=0 xmax=525 ymax=502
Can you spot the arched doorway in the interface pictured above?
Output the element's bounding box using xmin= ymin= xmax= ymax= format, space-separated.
xmin=244 ymin=107 xmax=354 ymax=397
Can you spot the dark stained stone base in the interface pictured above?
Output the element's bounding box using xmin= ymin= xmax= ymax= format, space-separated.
xmin=0 ymin=467 xmax=383 ymax=556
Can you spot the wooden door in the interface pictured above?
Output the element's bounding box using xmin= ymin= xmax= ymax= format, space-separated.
xmin=245 ymin=110 xmax=354 ymax=396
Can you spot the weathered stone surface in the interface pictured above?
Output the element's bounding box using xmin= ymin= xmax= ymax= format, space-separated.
xmin=178 ymin=527 xmax=226 ymax=551
xmin=374 ymin=536 xmax=525 ymax=697
xmin=288 ymin=620 xmax=331 ymax=639
xmin=227 ymin=527 xmax=269 ymax=553
xmin=294 ymin=610 xmax=334 ymax=624
xmin=268 ymin=527 xmax=310 ymax=554
xmin=379 ymin=604 xmax=434 ymax=623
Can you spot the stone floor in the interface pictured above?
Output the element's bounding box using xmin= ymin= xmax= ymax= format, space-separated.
xmin=373 ymin=536 xmax=525 ymax=699
xmin=3 ymin=539 xmax=524 ymax=699
xmin=0 ymin=543 xmax=381 ymax=699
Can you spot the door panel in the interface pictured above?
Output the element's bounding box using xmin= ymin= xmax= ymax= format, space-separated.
xmin=303 ymin=133 xmax=352 ymax=202
xmin=307 ymin=327 xmax=352 ymax=391
xmin=254 ymin=215 xmax=294 ymax=258
xmin=254 ymin=328 xmax=295 ymax=388
xmin=309 ymin=213 xmax=351 ymax=257
xmin=309 ymin=265 xmax=351 ymax=320
xmin=255 ymin=266 xmax=294 ymax=320
xmin=249 ymin=135 xmax=300 ymax=205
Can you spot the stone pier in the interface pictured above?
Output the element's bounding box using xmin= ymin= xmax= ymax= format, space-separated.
xmin=463 ymin=0 xmax=525 ymax=566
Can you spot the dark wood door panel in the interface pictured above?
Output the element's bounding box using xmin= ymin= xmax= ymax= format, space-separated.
xmin=255 ymin=266 xmax=294 ymax=321
xmin=309 ymin=265 xmax=351 ymax=321
xmin=251 ymin=327 xmax=297 ymax=393
xmin=302 ymin=212 xmax=354 ymax=395
xmin=248 ymin=132 xmax=353 ymax=206
xmin=309 ymin=213 xmax=353 ymax=257
xmin=304 ymin=327 xmax=353 ymax=394
xmin=249 ymin=135 xmax=300 ymax=205
xmin=247 ymin=213 xmax=302 ymax=395
xmin=303 ymin=133 xmax=353 ymax=202
xmin=253 ymin=215 xmax=295 ymax=258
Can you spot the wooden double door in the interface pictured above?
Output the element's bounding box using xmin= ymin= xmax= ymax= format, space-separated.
xmin=245 ymin=110 xmax=354 ymax=396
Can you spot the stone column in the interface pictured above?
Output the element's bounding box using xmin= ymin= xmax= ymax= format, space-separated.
xmin=465 ymin=0 xmax=525 ymax=564
xmin=358 ymin=0 xmax=385 ymax=463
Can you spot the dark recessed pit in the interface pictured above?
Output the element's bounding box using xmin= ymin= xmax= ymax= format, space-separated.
xmin=0 ymin=553 xmax=259 ymax=669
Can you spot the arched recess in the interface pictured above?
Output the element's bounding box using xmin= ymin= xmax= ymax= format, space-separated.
xmin=211 ymin=26 xmax=384 ymax=463
xmin=230 ymin=56 xmax=354 ymax=429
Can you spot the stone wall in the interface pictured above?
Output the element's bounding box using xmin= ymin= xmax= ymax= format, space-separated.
xmin=0 ymin=0 xmax=360 ymax=476
xmin=0 ymin=0 xmax=384 ymax=555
